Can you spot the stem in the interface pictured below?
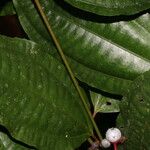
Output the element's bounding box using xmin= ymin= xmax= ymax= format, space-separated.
xmin=88 ymin=138 xmax=94 ymax=145
xmin=113 ymin=143 xmax=118 ymax=150
xmin=92 ymin=112 xmax=97 ymax=118
xmin=88 ymin=138 xmax=100 ymax=150
xmin=34 ymin=0 xmax=102 ymax=141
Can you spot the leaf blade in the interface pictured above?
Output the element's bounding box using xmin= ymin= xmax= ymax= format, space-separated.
xmin=13 ymin=0 xmax=150 ymax=95
xmin=0 ymin=35 xmax=93 ymax=149
xmin=117 ymin=70 xmax=150 ymax=149
xmin=90 ymin=92 xmax=120 ymax=114
xmin=64 ymin=0 xmax=150 ymax=16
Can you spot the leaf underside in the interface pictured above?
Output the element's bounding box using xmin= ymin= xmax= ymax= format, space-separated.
xmin=90 ymin=91 xmax=120 ymax=114
xmin=117 ymin=70 xmax=150 ymax=149
xmin=13 ymin=0 xmax=150 ymax=95
xmin=0 ymin=35 xmax=92 ymax=150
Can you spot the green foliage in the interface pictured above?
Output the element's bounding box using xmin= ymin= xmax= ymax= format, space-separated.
xmin=0 ymin=0 xmax=149 ymax=149
xmin=64 ymin=0 xmax=150 ymax=16
xmin=117 ymin=71 xmax=150 ymax=149
xmin=13 ymin=0 xmax=150 ymax=94
xmin=0 ymin=35 xmax=92 ymax=149
xmin=90 ymin=92 xmax=120 ymax=114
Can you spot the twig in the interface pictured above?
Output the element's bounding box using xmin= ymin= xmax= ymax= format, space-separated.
xmin=34 ymin=0 xmax=102 ymax=141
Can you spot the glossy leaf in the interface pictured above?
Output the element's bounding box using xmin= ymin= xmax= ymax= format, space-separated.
xmin=0 ymin=1 xmax=15 ymax=16
xmin=13 ymin=0 xmax=150 ymax=95
xmin=64 ymin=0 xmax=150 ymax=16
xmin=0 ymin=35 xmax=93 ymax=150
xmin=117 ymin=70 xmax=150 ymax=149
xmin=90 ymin=92 xmax=120 ymax=114
xmin=67 ymin=58 xmax=132 ymax=95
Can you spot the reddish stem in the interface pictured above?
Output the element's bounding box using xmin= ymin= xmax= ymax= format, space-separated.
xmin=113 ymin=143 xmax=118 ymax=150
xmin=92 ymin=112 xmax=96 ymax=118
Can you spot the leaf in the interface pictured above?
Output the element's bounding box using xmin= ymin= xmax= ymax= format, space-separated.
xmin=64 ymin=0 xmax=150 ymax=16
xmin=0 ymin=1 xmax=16 ymax=16
xmin=0 ymin=35 xmax=93 ymax=150
xmin=13 ymin=0 xmax=150 ymax=95
xmin=117 ymin=70 xmax=150 ymax=149
xmin=90 ymin=92 xmax=120 ymax=114
xmin=44 ymin=48 xmax=132 ymax=95
xmin=67 ymin=58 xmax=132 ymax=95
xmin=0 ymin=132 xmax=27 ymax=150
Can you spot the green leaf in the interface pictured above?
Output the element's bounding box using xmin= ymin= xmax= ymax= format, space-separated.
xmin=13 ymin=0 xmax=150 ymax=95
xmin=117 ymin=70 xmax=150 ymax=149
xmin=0 ymin=1 xmax=16 ymax=16
xmin=68 ymin=58 xmax=132 ymax=95
xmin=64 ymin=0 xmax=150 ymax=16
xmin=0 ymin=132 xmax=27 ymax=150
xmin=45 ymin=49 xmax=132 ymax=95
xmin=90 ymin=92 xmax=120 ymax=114
xmin=0 ymin=35 xmax=93 ymax=150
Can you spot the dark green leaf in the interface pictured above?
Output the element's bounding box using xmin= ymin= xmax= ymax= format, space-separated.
xmin=64 ymin=0 xmax=150 ymax=16
xmin=90 ymin=92 xmax=120 ymax=114
xmin=0 ymin=35 xmax=93 ymax=149
xmin=117 ymin=70 xmax=150 ymax=149
xmin=68 ymin=58 xmax=132 ymax=95
xmin=0 ymin=1 xmax=15 ymax=16
xmin=13 ymin=0 xmax=150 ymax=95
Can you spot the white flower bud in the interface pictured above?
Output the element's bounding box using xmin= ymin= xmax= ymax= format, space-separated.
xmin=101 ymin=139 xmax=111 ymax=148
xmin=106 ymin=128 xmax=121 ymax=143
